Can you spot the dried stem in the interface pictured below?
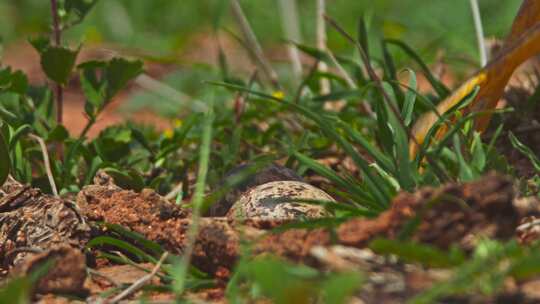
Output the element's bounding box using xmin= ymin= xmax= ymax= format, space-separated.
xmin=327 ymin=49 xmax=375 ymax=117
xmin=49 ymin=0 xmax=64 ymax=160
xmin=469 ymin=0 xmax=487 ymax=66
xmin=278 ymin=0 xmax=303 ymax=84
xmin=108 ymin=252 xmax=169 ymax=304
xmin=230 ymin=0 xmax=279 ymax=88
xmin=29 ymin=134 xmax=58 ymax=197
xmin=50 ymin=0 xmax=63 ymax=126
xmin=316 ymin=0 xmax=331 ymax=95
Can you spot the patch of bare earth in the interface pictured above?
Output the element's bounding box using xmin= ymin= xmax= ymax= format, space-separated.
xmin=3 ymin=170 xmax=540 ymax=302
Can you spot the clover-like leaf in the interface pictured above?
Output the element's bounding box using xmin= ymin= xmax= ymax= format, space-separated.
xmin=105 ymin=58 xmax=143 ymax=100
xmin=0 ymin=67 xmax=28 ymax=95
xmin=40 ymin=46 xmax=80 ymax=85
xmin=103 ymin=167 xmax=144 ymax=192
xmin=65 ymin=0 xmax=99 ymax=21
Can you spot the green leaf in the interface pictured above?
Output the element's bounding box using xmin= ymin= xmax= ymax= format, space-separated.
xmin=94 ymin=126 xmax=132 ymax=162
xmin=46 ymin=124 xmax=70 ymax=142
xmin=102 ymin=223 xmax=163 ymax=256
xmin=294 ymin=151 xmax=378 ymax=210
xmin=79 ymin=62 xmax=106 ymax=112
xmin=8 ymin=124 xmax=32 ymax=151
xmin=10 ymin=71 xmax=28 ymax=95
xmin=65 ymin=0 xmax=98 ymax=21
xmin=322 ymin=271 xmax=364 ymax=304
xmin=293 ymin=42 xmax=357 ymax=66
xmin=453 ymin=134 xmax=474 ymax=181
xmin=0 ymin=67 xmax=28 ymax=95
xmin=417 ymin=86 xmax=481 ymax=162
xmin=105 ymin=58 xmax=143 ymax=100
xmin=0 ymin=131 xmax=11 ymax=187
xmin=0 ymin=277 xmax=31 ymax=304
xmin=103 ymin=167 xmax=144 ymax=192
xmin=28 ymin=36 xmax=50 ymax=54
xmin=384 ymin=39 xmax=450 ymax=98
xmin=40 ymin=46 xmax=80 ymax=85
xmin=382 ymin=82 xmax=415 ymax=191
xmin=470 ymin=132 xmax=486 ymax=172
xmin=337 ymin=120 xmax=394 ymax=175
xmin=370 ymin=238 xmax=465 ymax=268
xmin=357 ymin=15 xmax=370 ymax=63
xmin=509 ymin=132 xmax=540 ymax=172
xmin=401 ymin=69 xmax=417 ymax=126
xmin=86 ymin=236 xmax=157 ymax=263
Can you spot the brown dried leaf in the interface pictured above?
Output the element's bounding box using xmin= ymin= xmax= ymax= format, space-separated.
xmin=410 ymin=1 xmax=540 ymax=157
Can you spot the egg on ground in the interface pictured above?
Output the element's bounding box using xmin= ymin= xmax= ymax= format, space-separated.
xmin=227 ymin=180 xmax=334 ymax=220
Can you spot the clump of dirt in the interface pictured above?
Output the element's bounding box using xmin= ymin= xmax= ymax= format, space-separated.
xmin=413 ymin=171 xmax=517 ymax=249
xmin=16 ymin=246 xmax=87 ymax=297
xmin=77 ymin=172 xmax=243 ymax=275
xmin=0 ymin=177 xmax=90 ymax=274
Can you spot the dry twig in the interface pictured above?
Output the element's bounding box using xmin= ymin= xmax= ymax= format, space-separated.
xmin=29 ymin=133 xmax=58 ymax=197
xmin=107 ymin=252 xmax=169 ymax=304
xmin=230 ymin=0 xmax=279 ymax=87
xmin=278 ymin=0 xmax=303 ymax=83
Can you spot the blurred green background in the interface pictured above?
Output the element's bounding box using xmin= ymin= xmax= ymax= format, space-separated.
xmin=0 ymin=0 xmax=522 ymax=63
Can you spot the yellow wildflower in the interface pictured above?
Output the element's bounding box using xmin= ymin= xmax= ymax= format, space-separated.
xmin=271 ymin=90 xmax=285 ymax=101
xmin=164 ymin=129 xmax=174 ymax=139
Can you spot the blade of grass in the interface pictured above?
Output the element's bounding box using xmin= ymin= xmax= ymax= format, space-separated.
xmin=173 ymin=97 xmax=214 ymax=295
xmin=325 ymin=15 xmax=451 ymax=183
xmin=230 ymin=0 xmax=279 ymax=87
xmin=208 ymin=80 xmax=392 ymax=207
xmin=509 ymin=132 xmax=540 ymax=172
xmin=381 ymin=82 xmax=416 ymax=191
xmin=294 ymin=151 xmax=380 ymax=210
xmin=384 ymin=39 xmax=451 ymax=98
xmin=400 ymin=69 xmax=418 ymax=126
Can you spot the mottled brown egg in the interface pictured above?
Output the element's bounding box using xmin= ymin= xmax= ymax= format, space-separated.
xmin=227 ymin=180 xmax=334 ymax=220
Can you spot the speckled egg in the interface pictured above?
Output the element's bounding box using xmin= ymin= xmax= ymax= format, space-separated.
xmin=227 ymin=180 xmax=334 ymax=220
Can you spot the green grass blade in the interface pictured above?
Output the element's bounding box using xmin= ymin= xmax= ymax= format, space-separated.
xmin=173 ymin=99 xmax=214 ymax=295
xmin=337 ymin=120 xmax=394 ymax=174
xmin=509 ymin=132 xmax=540 ymax=172
xmin=400 ymin=69 xmax=418 ymax=126
xmin=294 ymin=152 xmax=380 ymax=209
xmin=384 ymin=39 xmax=450 ymax=98
xmin=452 ymin=134 xmax=474 ymax=181
xmin=86 ymin=236 xmax=158 ymax=263
xmin=381 ymin=82 xmax=415 ymax=191
xmin=207 ymin=81 xmax=392 ymax=208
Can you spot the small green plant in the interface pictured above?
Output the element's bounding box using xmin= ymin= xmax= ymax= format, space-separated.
xmin=227 ymin=255 xmax=363 ymax=304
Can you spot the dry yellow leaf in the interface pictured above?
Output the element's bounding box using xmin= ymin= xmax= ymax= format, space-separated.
xmin=409 ymin=0 xmax=540 ymax=158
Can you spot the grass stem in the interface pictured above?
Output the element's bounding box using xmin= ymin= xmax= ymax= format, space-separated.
xmin=173 ymin=99 xmax=214 ymax=296
xmin=469 ymin=0 xmax=487 ymax=66
xmin=230 ymin=0 xmax=279 ymax=88
xmin=278 ymin=0 xmax=303 ymax=84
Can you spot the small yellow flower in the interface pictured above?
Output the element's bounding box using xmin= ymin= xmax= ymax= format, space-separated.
xmin=173 ymin=119 xmax=183 ymax=128
xmin=164 ymin=129 xmax=174 ymax=139
xmin=272 ymin=90 xmax=285 ymax=101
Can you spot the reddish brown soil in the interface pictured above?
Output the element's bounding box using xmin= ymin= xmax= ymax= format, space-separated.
xmin=2 ymin=169 xmax=540 ymax=302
